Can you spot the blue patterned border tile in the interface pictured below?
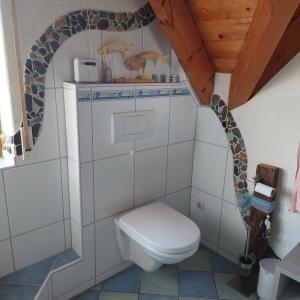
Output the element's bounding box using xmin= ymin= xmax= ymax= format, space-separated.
xmin=172 ymin=87 xmax=190 ymax=96
xmin=78 ymin=91 xmax=91 ymax=102
xmin=93 ymin=89 xmax=135 ymax=101
xmin=136 ymin=88 xmax=171 ymax=99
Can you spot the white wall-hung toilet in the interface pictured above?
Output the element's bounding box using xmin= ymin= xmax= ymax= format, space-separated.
xmin=114 ymin=202 xmax=201 ymax=272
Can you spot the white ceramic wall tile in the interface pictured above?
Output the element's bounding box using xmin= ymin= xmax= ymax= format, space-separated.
xmin=64 ymin=218 xmax=72 ymax=250
xmin=55 ymin=279 xmax=95 ymax=300
xmin=95 ymin=217 xmax=123 ymax=276
xmin=92 ymin=97 xmax=135 ymax=160
xmin=12 ymin=221 xmax=65 ymax=270
xmin=52 ymin=224 xmax=95 ymax=298
xmin=36 ymin=282 xmax=49 ymax=300
xmin=219 ymin=201 xmax=247 ymax=257
xmin=71 ymin=219 xmax=82 ymax=257
xmin=4 ymin=159 xmax=63 ymax=237
xmin=192 ymin=141 xmax=228 ymax=199
xmin=218 ymin=247 xmax=239 ymax=264
xmin=135 ymin=146 xmax=167 ymax=206
xmin=89 ymin=30 xmax=103 ymax=80
xmin=68 ymin=159 xmax=81 ymax=226
xmin=170 ymin=49 xmax=186 ymax=81
xmin=167 ymin=140 xmax=194 ymax=194
xmin=135 ymin=96 xmax=170 ymax=151
xmin=169 ymin=95 xmax=197 ymax=144
xmin=101 ymin=29 xmax=143 ymax=79
xmin=64 ymin=87 xmax=79 ymax=161
xmin=60 ymin=158 xmax=70 ymax=219
xmin=0 ymin=171 xmax=10 ymax=242
xmin=15 ymin=89 xmax=60 ymax=166
xmin=142 ymin=20 xmax=171 ymax=78
xmin=201 ymin=238 xmax=218 ymax=252
xmin=53 ymin=31 xmax=92 ymax=87
xmin=223 ymin=151 xmax=237 ymax=205
xmin=55 ymin=88 xmax=67 ymax=158
xmin=78 ymin=99 xmax=93 ymax=163
xmin=80 ymin=162 xmax=94 ymax=226
xmin=196 ymin=106 xmax=228 ymax=147
xmin=166 ymin=188 xmax=191 ymax=216
xmin=94 ymin=154 xmax=134 ymax=221
xmin=190 ymin=188 xmax=222 ymax=245
xmin=0 ymin=240 xmax=14 ymax=278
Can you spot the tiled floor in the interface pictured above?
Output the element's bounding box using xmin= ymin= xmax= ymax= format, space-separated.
xmin=73 ymin=246 xmax=259 ymax=300
xmin=0 ymin=250 xmax=79 ymax=300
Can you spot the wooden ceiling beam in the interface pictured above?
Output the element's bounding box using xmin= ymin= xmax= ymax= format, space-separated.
xmin=229 ymin=0 xmax=300 ymax=109
xmin=252 ymin=6 xmax=300 ymax=96
xmin=149 ymin=0 xmax=215 ymax=105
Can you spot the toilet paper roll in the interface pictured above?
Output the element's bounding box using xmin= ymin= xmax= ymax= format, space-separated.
xmin=254 ymin=183 xmax=275 ymax=197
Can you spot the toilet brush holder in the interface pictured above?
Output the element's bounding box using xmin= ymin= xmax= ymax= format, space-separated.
xmin=239 ymin=254 xmax=256 ymax=275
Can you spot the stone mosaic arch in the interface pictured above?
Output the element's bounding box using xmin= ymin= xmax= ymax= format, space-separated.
xmin=210 ymin=95 xmax=250 ymax=217
xmin=11 ymin=3 xmax=155 ymax=155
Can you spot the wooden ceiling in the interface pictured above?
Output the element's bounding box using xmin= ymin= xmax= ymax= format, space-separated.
xmin=150 ymin=0 xmax=300 ymax=108
xmin=187 ymin=0 xmax=259 ymax=73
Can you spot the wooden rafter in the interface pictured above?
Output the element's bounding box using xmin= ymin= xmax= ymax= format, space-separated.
xmin=252 ymin=6 xmax=300 ymax=96
xmin=149 ymin=0 xmax=215 ymax=105
xmin=229 ymin=0 xmax=300 ymax=109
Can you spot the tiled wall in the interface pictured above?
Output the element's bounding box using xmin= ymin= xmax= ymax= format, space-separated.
xmin=190 ymin=74 xmax=247 ymax=263
xmin=0 ymin=0 xmax=185 ymax=280
xmin=0 ymin=89 xmax=70 ymax=278
xmin=51 ymin=82 xmax=197 ymax=299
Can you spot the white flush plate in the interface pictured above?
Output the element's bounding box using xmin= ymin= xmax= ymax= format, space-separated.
xmin=111 ymin=110 xmax=155 ymax=143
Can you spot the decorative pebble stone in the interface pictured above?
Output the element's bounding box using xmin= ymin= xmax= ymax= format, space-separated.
xmin=7 ymin=3 xmax=155 ymax=156
xmin=210 ymin=94 xmax=250 ymax=217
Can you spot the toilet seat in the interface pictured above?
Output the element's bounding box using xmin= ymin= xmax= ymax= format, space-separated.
xmin=117 ymin=202 xmax=200 ymax=255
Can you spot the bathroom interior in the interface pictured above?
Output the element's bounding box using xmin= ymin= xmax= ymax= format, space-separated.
xmin=0 ymin=0 xmax=300 ymax=299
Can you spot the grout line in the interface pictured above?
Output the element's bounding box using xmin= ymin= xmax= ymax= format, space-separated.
xmin=53 ymin=87 xmax=67 ymax=250
xmin=216 ymin=148 xmax=230 ymax=253
xmin=14 ymin=157 xmax=63 ymax=169
xmin=10 ymin=219 xmax=67 ymax=240
xmin=90 ymin=85 xmax=97 ymax=285
xmin=195 ymin=139 xmax=229 ymax=150
xmin=164 ymin=95 xmax=171 ymax=199
xmin=78 ymin=139 xmax=196 ymax=166
xmin=1 ymin=169 xmax=16 ymax=271
xmin=192 ymin=186 xmax=224 ymax=201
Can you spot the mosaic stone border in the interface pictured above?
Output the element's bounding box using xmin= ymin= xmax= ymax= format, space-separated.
xmin=7 ymin=3 xmax=155 ymax=155
xmin=210 ymin=94 xmax=250 ymax=217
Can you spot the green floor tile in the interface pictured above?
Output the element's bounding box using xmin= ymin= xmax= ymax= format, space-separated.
xmin=214 ymin=273 xmax=258 ymax=300
xmin=140 ymin=269 xmax=178 ymax=296
xmin=178 ymin=248 xmax=212 ymax=271
xmin=99 ymin=291 xmax=139 ymax=300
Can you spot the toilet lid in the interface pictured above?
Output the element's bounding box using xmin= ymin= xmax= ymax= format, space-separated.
xmin=118 ymin=202 xmax=200 ymax=254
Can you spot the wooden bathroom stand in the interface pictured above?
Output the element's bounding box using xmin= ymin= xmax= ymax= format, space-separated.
xmin=245 ymin=164 xmax=279 ymax=260
xmin=229 ymin=164 xmax=280 ymax=297
xmin=272 ymin=243 xmax=300 ymax=299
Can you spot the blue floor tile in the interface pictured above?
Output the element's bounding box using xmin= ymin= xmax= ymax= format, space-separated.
xmin=52 ymin=250 xmax=79 ymax=270
xmin=179 ymin=271 xmax=218 ymax=298
xmin=0 ymin=283 xmax=40 ymax=300
xmin=140 ymin=294 xmax=177 ymax=300
xmin=0 ymin=255 xmax=57 ymax=285
xmin=72 ymin=290 xmax=100 ymax=300
xmin=102 ymin=266 xmax=142 ymax=293
xmin=210 ymin=253 xmax=239 ymax=273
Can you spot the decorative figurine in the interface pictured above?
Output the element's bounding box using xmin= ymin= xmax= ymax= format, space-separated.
xmin=124 ymin=50 xmax=169 ymax=80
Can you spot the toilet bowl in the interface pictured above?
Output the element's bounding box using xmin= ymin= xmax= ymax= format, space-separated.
xmin=114 ymin=202 xmax=201 ymax=272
